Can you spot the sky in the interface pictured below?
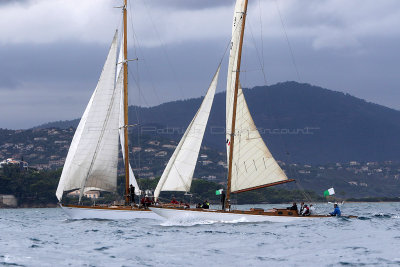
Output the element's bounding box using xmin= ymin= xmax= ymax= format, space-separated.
xmin=0 ymin=0 xmax=399 ymax=129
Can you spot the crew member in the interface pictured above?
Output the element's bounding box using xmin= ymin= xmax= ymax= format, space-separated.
xmin=202 ymin=200 xmax=210 ymax=209
xmin=299 ymin=202 xmax=305 ymax=214
xmin=221 ymin=191 xmax=226 ymax=210
xmin=143 ymin=195 xmax=153 ymax=208
xmin=329 ymin=204 xmax=341 ymax=216
xmin=287 ymin=202 xmax=298 ymax=211
xmin=170 ymin=197 xmax=179 ymax=204
xmin=309 ymin=204 xmax=316 ymax=215
xmin=301 ymin=204 xmax=310 ymax=216
xmin=129 ymin=184 xmax=135 ymax=204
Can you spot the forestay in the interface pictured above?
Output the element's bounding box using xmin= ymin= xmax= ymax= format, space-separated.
xmin=226 ymin=0 xmax=289 ymax=193
xmin=56 ymin=33 xmax=120 ymax=201
xmin=154 ymin=67 xmax=220 ymax=200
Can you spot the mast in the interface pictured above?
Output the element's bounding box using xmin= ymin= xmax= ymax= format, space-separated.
xmin=226 ymin=0 xmax=248 ymax=210
xmin=123 ymin=0 xmax=130 ymax=204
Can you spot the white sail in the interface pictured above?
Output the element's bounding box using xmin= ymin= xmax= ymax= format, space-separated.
xmin=117 ymin=34 xmax=140 ymax=195
xmin=229 ymin=86 xmax=288 ymax=193
xmin=226 ymin=0 xmax=246 ymax=138
xmin=56 ymin=32 xmax=119 ymax=201
xmin=226 ymin=0 xmax=289 ymax=193
xmin=154 ymin=67 xmax=220 ymax=200
xmin=83 ymin=69 xmax=122 ymax=193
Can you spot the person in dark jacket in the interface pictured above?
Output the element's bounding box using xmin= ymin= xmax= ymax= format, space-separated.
xmin=129 ymin=184 xmax=135 ymax=204
xmin=221 ymin=191 xmax=226 ymax=210
xmin=202 ymin=200 xmax=210 ymax=209
xmin=330 ymin=204 xmax=341 ymax=216
xmin=143 ymin=195 xmax=152 ymax=208
xmin=287 ymin=202 xmax=298 ymax=211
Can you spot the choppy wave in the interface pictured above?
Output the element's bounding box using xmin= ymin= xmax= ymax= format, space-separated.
xmin=1 ymin=203 xmax=400 ymax=266
xmin=160 ymin=216 xmax=251 ymax=227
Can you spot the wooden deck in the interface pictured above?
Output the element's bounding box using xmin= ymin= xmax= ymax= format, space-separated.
xmin=153 ymin=206 xmax=357 ymax=218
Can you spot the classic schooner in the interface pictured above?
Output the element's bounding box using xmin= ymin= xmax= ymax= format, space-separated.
xmin=150 ymin=0 xmax=355 ymax=222
xmin=55 ymin=0 xmax=160 ymax=220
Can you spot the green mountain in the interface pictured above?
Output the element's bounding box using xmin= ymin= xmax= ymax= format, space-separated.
xmin=35 ymin=81 xmax=400 ymax=163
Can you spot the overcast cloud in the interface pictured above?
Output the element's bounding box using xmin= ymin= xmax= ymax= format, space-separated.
xmin=0 ymin=0 xmax=399 ymax=129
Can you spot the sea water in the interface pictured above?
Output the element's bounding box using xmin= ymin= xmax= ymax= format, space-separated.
xmin=1 ymin=202 xmax=399 ymax=267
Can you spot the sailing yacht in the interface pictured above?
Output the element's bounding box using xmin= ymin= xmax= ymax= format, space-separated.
xmin=150 ymin=0 xmax=355 ymax=222
xmin=55 ymin=0 xmax=159 ymax=220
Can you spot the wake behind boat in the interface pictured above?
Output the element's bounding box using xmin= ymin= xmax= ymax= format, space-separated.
xmin=149 ymin=206 xmax=345 ymax=223
xmin=150 ymin=0 xmax=356 ymax=222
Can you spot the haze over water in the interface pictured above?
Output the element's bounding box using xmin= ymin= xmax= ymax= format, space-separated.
xmin=1 ymin=203 xmax=399 ymax=266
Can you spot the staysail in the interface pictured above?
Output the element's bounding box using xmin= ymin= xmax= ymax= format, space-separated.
xmin=226 ymin=0 xmax=289 ymax=194
xmin=56 ymin=32 xmax=120 ymax=201
xmin=154 ymin=67 xmax=220 ymax=200
xmin=117 ymin=34 xmax=140 ymax=195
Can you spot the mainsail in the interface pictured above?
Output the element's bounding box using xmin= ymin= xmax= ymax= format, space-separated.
xmin=226 ymin=0 xmax=289 ymax=194
xmin=117 ymin=34 xmax=140 ymax=195
xmin=56 ymin=32 xmax=121 ymax=201
xmin=154 ymin=67 xmax=220 ymax=200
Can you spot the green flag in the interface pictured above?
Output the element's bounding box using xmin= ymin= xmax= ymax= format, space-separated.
xmin=323 ymin=188 xmax=335 ymax=197
xmin=216 ymin=189 xmax=223 ymax=195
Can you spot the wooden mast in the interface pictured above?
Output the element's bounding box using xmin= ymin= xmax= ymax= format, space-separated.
xmin=226 ymin=0 xmax=248 ymax=210
xmin=123 ymin=0 xmax=130 ymax=204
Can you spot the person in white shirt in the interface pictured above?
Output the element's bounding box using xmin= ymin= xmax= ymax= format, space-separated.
xmin=309 ymin=204 xmax=316 ymax=215
xmin=301 ymin=204 xmax=310 ymax=216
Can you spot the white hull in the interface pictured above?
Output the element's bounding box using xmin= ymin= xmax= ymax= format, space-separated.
xmin=60 ymin=204 xmax=162 ymax=220
xmin=150 ymin=207 xmax=310 ymax=223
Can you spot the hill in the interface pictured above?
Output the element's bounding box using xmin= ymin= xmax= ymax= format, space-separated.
xmin=2 ymin=129 xmax=400 ymax=199
xmin=35 ymin=81 xmax=400 ymax=164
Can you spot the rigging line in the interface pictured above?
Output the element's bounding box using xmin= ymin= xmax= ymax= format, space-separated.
xmin=258 ymin=0 xmax=265 ymax=71
xmin=248 ymin=21 xmax=268 ymax=85
xmin=126 ymin=68 xmax=146 ymax=175
xmin=141 ymin=0 xmax=186 ymax=100
xmin=295 ymin=178 xmax=313 ymax=203
xmin=127 ymin=69 xmax=149 ymax=177
xmin=274 ymin=0 xmax=301 ymax=82
xmin=128 ymin=3 xmax=142 ymax=176
xmin=284 ymin=151 xmax=313 ymax=203
xmin=128 ymin=0 xmax=161 ymax=179
xmin=127 ymin=0 xmax=162 ymax=105
xmin=127 ymin=0 xmax=139 ymax=64
xmin=248 ymin=25 xmax=309 ymax=203
xmin=128 ymin=69 xmax=150 ymax=107
xmin=236 ymin=2 xmax=304 ymax=201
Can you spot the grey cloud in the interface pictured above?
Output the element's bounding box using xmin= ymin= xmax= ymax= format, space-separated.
xmin=0 ymin=43 xmax=109 ymax=90
xmin=145 ymin=0 xmax=232 ymax=10
xmin=1 ymin=0 xmax=400 ymax=129
xmin=1 ymin=32 xmax=400 ymax=129
xmin=0 ymin=0 xmax=28 ymax=6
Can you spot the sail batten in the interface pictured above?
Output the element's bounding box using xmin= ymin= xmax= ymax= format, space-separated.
xmin=154 ymin=67 xmax=220 ymax=200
